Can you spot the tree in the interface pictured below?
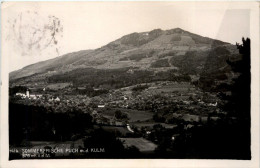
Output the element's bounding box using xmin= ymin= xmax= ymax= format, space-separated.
xmin=226 ymin=37 xmax=250 ymax=120
xmin=223 ymin=37 xmax=251 ymax=159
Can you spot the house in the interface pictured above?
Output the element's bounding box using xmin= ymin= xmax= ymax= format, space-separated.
xmin=98 ymin=105 xmax=105 ymax=108
xmin=146 ymin=131 xmax=151 ymax=135
xmin=15 ymin=93 xmax=23 ymax=96
xmin=15 ymin=92 xmax=28 ymax=99
xmin=55 ymin=97 xmax=60 ymax=101
xmin=26 ymin=90 xmax=30 ymax=97
xmin=93 ymin=87 xmax=101 ymax=91
xmin=30 ymin=94 xmax=37 ymax=100
xmin=126 ymin=69 xmax=134 ymax=74
xmin=16 ymin=93 xmax=26 ymax=97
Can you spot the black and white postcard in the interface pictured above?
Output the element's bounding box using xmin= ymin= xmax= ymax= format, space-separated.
xmin=1 ymin=1 xmax=259 ymax=168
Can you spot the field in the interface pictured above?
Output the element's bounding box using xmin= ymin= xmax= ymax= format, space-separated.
xmin=145 ymin=82 xmax=195 ymax=95
xmin=47 ymin=83 xmax=71 ymax=90
xmin=120 ymin=138 xmax=157 ymax=152
xmin=131 ymin=122 xmax=177 ymax=129
xmin=119 ymin=108 xmax=154 ymax=122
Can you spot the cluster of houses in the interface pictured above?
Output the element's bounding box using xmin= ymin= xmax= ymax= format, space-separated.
xmin=48 ymin=97 xmax=61 ymax=102
xmin=94 ymin=94 xmax=130 ymax=109
xmin=15 ymin=90 xmax=62 ymax=102
xmin=15 ymin=90 xmax=42 ymax=100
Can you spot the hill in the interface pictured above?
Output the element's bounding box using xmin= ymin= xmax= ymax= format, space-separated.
xmin=9 ymin=28 xmax=239 ymax=89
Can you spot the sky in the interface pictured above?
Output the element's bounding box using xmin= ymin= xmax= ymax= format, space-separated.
xmin=1 ymin=1 xmax=251 ymax=72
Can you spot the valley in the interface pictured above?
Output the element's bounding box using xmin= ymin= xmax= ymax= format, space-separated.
xmin=8 ymin=28 xmax=250 ymax=159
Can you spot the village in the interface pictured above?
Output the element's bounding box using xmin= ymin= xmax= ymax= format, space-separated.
xmin=10 ymin=80 xmax=226 ymax=157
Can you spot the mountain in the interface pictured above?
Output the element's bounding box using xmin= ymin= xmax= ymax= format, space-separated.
xmin=9 ymin=50 xmax=93 ymax=80
xmin=9 ymin=28 xmax=240 ymax=89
